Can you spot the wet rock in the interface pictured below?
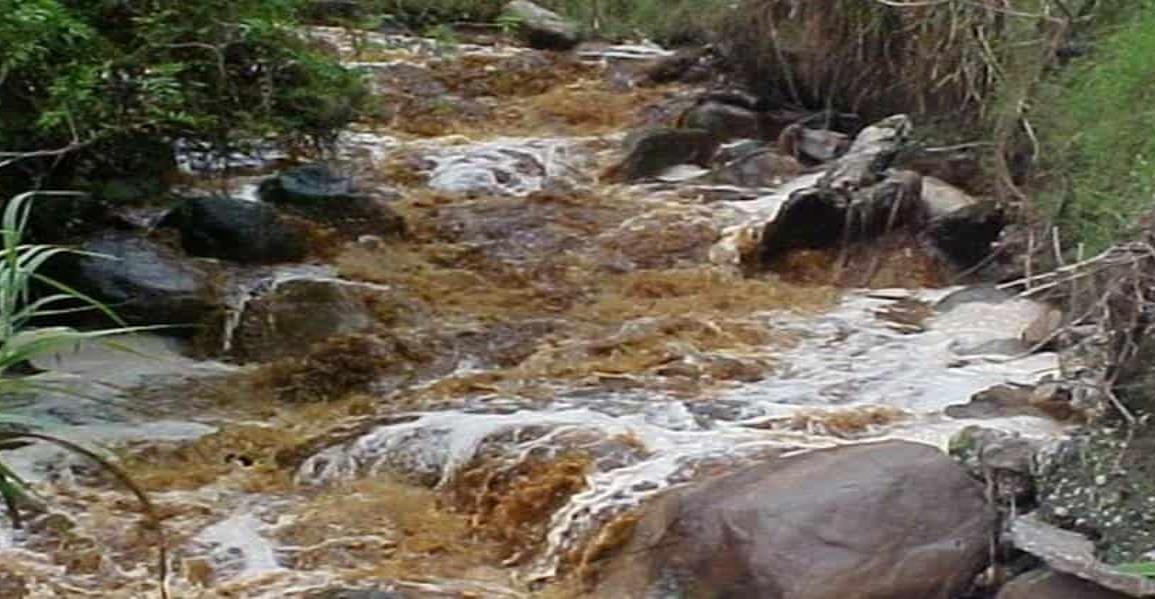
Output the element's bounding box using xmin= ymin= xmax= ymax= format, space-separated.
xmin=604 ymin=128 xmax=719 ymax=183
xmin=502 ymin=0 xmax=581 ymax=51
xmin=998 ymin=570 xmax=1132 ymax=599
xmin=259 ymin=164 xmax=406 ymax=238
xmin=601 ymin=440 xmax=994 ymax=599
xmin=921 ymin=176 xmax=980 ymax=219
xmin=640 ymin=46 xmax=718 ymax=85
xmin=23 ymin=193 xmax=109 ymax=243
xmin=158 ymin=196 xmax=307 ymax=264
xmin=946 ymin=384 xmax=1074 ymax=421
xmin=899 ymin=148 xmax=985 ymax=195
xmin=233 ymin=279 xmax=374 ymax=362
xmin=949 ymin=425 xmax=1040 ymax=504
xmin=779 ymin=123 xmax=851 ymax=163
xmin=679 ymin=100 xmax=762 ymax=143
xmin=364 ymin=63 xmax=448 ymax=97
xmin=819 ymin=114 xmax=912 ymax=192
xmin=710 ymin=146 xmax=803 ymax=187
xmin=306 ymin=589 xmax=407 ymax=599
xmin=1011 ymin=513 xmax=1155 ymax=597
xmin=49 ymin=232 xmax=221 ymax=328
xmin=924 ymin=201 xmax=1005 ymax=269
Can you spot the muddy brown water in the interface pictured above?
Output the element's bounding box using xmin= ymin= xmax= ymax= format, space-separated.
xmin=0 ymin=28 xmax=1069 ymax=598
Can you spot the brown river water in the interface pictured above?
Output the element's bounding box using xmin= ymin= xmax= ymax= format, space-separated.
xmin=0 ymin=27 xmax=1068 ymax=598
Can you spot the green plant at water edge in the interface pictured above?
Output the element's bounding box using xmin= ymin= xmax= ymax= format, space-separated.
xmin=1032 ymin=0 xmax=1155 ymax=253
xmin=0 ymin=191 xmax=169 ymax=594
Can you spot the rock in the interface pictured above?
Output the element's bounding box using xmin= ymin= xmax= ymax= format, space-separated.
xmin=779 ymin=124 xmax=851 ymax=163
xmin=998 ymin=570 xmax=1132 ymax=599
xmin=48 ymin=232 xmax=221 ymax=329
xmin=679 ymin=100 xmax=763 ymax=143
xmin=158 ymin=196 xmax=307 ymax=264
xmin=232 ymin=279 xmax=374 ymax=362
xmin=601 ymin=440 xmax=994 ymax=599
xmin=640 ymin=46 xmax=718 ymax=85
xmin=1011 ymin=513 xmax=1155 ymax=597
xmin=948 ymin=425 xmax=1041 ymax=504
xmin=1022 ymin=306 xmax=1064 ymax=348
xmin=259 ymin=164 xmax=406 ymax=238
xmin=603 ymin=128 xmax=719 ymax=183
xmin=305 ymin=588 xmax=410 ymax=599
xmin=502 ymin=0 xmax=581 ymax=51
xmin=710 ymin=147 xmax=803 ymax=187
xmin=364 ymin=63 xmax=448 ymax=98
xmin=819 ymin=114 xmax=912 ymax=192
xmin=898 ymin=148 xmax=984 ymax=195
xmin=924 ymin=201 xmax=1005 ymax=269
xmin=22 ymin=193 xmax=109 ymax=243
xmin=921 ymin=176 xmax=980 ymax=220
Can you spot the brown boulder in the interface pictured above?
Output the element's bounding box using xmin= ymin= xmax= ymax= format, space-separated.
xmin=679 ymin=100 xmax=763 ymax=143
xmin=600 ymin=440 xmax=995 ymax=599
xmin=232 ymin=279 xmax=374 ymax=362
xmin=602 ymin=128 xmax=719 ymax=183
xmin=998 ymin=570 xmax=1131 ymax=599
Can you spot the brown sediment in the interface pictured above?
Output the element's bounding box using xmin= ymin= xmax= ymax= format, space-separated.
xmin=450 ymin=453 xmax=591 ymax=561
xmin=757 ymin=406 xmax=910 ymax=438
xmin=768 ymin=235 xmax=950 ymax=289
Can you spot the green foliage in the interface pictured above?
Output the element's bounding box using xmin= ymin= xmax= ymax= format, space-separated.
xmin=541 ymin=0 xmax=733 ymax=44
xmin=1117 ymin=562 xmax=1155 ymax=577
xmin=1034 ymin=1 xmax=1155 ymax=252
xmin=0 ymin=0 xmax=365 ymax=195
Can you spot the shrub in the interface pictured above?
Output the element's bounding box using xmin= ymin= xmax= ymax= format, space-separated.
xmin=0 ymin=0 xmax=365 ymax=199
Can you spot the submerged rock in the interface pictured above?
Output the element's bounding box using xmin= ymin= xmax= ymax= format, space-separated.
xmin=600 ymin=440 xmax=994 ymax=599
xmin=232 ymin=279 xmax=374 ymax=362
xmin=259 ymin=164 xmax=406 ymax=238
xmin=50 ymin=232 xmax=221 ymax=329
xmin=998 ymin=570 xmax=1132 ymax=599
xmin=503 ymin=0 xmax=581 ymax=51
xmin=158 ymin=196 xmax=307 ymax=264
xmin=603 ymin=128 xmax=719 ymax=183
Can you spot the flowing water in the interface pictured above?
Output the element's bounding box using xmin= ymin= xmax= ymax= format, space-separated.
xmin=0 ymin=28 xmax=1071 ymax=598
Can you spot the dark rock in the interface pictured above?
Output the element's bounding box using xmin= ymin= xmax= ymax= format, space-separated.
xmin=601 ymin=440 xmax=995 ymax=599
xmin=305 ymin=588 xmax=409 ymax=599
xmin=259 ymin=164 xmax=406 ymax=238
xmin=232 ymin=279 xmax=374 ymax=362
xmin=49 ymin=232 xmax=220 ymax=329
xmin=998 ymin=570 xmax=1131 ymax=599
xmin=1011 ymin=513 xmax=1155 ymax=596
xmin=710 ymin=147 xmax=804 ymax=187
xmin=924 ymin=201 xmax=1005 ymax=269
xmin=22 ymin=193 xmax=109 ymax=243
xmin=679 ymin=100 xmax=763 ymax=143
xmin=897 ymin=147 xmax=984 ymax=195
xmin=502 ymin=0 xmax=581 ymax=51
xmin=158 ymin=196 xmax=307 ymax=264
xmin=641 ymin=47 xmax=718 ymax=85
xmin=603 ymin=128 xmax=719 ymax=183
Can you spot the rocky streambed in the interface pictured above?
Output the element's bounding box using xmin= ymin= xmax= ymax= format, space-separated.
xmin=0 ymin=19 xmax=1137 ymax=599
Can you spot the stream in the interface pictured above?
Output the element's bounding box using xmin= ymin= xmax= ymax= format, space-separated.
xmin=0 ymin=26 xmax=1071 ymax=598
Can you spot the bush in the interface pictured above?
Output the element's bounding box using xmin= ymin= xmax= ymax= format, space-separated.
xmin=0 ymin=0 xmax=365 ymax=199
xmin=1033 ymin=1 xmax=1155 ymax=253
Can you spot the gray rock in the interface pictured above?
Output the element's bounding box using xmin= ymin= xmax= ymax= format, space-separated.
xmin=819 ymin=114 xmax=912 ymax=192
xmin=603 ymin=128 xmax=719 ymax=183
xmin=232 ymin=279 xmax=374 ymax=362
xmin=259 ymin=164 xmax=406 ymax=238
xmin=1011 ymin=513 xmax=1155 ymax=597
xmin=679 ymin=101 xmax=763 ymax=143
xmin=51 ymin=232 xmax=221 ymax=329
xmin=601 ymin=440 xmax=995 ymax=599
xmin=710 ymin=146 xmax=803 ymax=187
xmin=158 ymin=196 xmax=307 ymax=264
xmin=998 ymin=570 xmax=1132 ymax=599
xmin=949 ymin=425 xmax=1041 ymax=503
xmin=921 ymin=176 xmax=980 ymax=220
xmin=502 ymin=1 xmax=581 ymax=51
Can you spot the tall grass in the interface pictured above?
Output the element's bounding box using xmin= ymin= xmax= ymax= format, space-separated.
xmin=0 ymin=192 xmax=168 ymax=595
xmin=1033 ymin=1 xmax=1155 ymax=253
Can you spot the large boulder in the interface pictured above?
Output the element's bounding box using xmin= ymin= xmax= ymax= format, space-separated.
xmin=232 ymin=278 xmax=374 ymax=362
xmin=923 ymin=201 xmax=1005 ymax=269
xmin=49 ymin=233 xmax=221 ymax=329
xmin=710 ymin=147 xmax=804 ymax=187
xmin=998 ymin=570 xmax=1131 ymax=599
xmin=679 ymin=100 xmax=763 ymax=143
xmin=602 ymin=128 xmax=719 ymax=183
xmin=158 ymin=196 xmax=307 ymax=264
xmin=600 ymin=440 xmax=995 ymax=599
xmin=502 ymin=1 xmax=581 ymax=51
xmin=259 ymin=164 xmax=406 ymax=238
